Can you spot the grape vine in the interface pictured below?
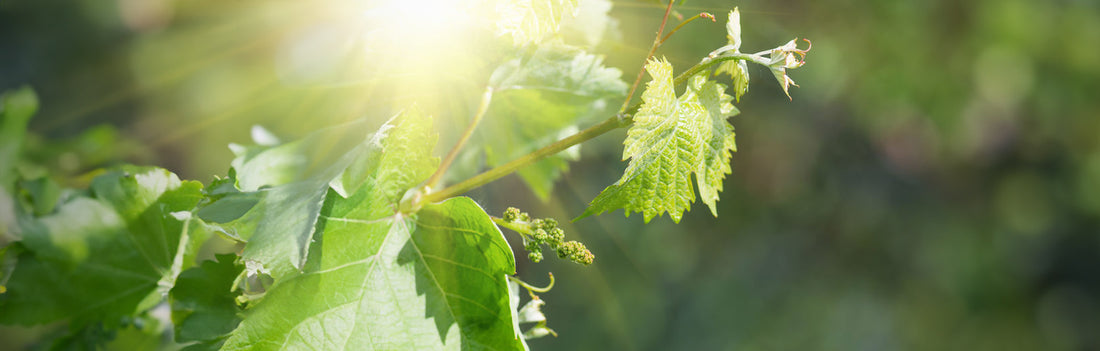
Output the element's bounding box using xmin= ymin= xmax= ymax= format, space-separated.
xmin=0 ymin=1 xmax=808 ymax=350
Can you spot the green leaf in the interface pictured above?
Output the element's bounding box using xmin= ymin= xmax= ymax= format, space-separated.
xmin=714 ymin=8 xmax=749 ymax=102
xmin=170 ymin=254 xmax=243 ymax=349
xmin=0 ymin=86 xmax=38 ymax=189
xmin=725 ymin=7 xmax=742 ymax=51
xmin=693 ymin=73 xmax=740 ymax=215
xmin=223 ymin=109 xmax=521 ymax=349
xmin=207 ymin=117 xmax=379 ymax=279
xmin=715 ymin=59 xmax=750 ymax=102
xmin=0 ymin=166 xmax=208 ymax=325
xmin=223 ymin=196 xmax=523 ymax=350
xmin=483 ymin=41 xmax=626 ymax=199
xmin=17 ymin=176 xmax=62 ymax=216
xmin=494 ymin=0 xmax=579 ymax=45
xmin=579 ymin=58 xmax=738 ymax=223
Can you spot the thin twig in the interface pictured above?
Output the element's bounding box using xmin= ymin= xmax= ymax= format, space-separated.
xmin=659 ymin=12 xmax=715 ymax=46
xmin=618 ymin=0 xmax=677 ymax=114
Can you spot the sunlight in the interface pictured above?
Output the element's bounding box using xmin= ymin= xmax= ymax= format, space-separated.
xmin=361 ymin=0 xmax=475 ymax=58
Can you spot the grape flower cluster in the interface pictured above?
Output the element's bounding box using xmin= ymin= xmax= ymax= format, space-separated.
xmin=501 ymin=207 xmax=594 ymax=265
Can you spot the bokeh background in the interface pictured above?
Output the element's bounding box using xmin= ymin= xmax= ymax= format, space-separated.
xmin=3 ymin=0 xmax=1100 ymax=349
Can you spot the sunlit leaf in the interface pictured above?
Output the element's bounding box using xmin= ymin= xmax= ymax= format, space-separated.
xmin=223 ymin=195 xmax=522 ymax=349
xmin=725 ymin=7 xmax=742 ymax=51
xmin=715 ymin=59 xmax=750 ymax=102
xmin=579 ymin=58 xmax=737 ymax=223
xmin=204 ymin=117 xmax=380 ymax=279
xmin=494 ymin=0 xmax=579 ymax=45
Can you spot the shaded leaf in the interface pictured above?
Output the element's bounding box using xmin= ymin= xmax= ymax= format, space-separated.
xmin=0 ymin=87 xmax=38 ymax=189
xmin=0 ymin=167 xmax=207 ymax=326
xmin=170 ymin=254 xmax=243 ymax=349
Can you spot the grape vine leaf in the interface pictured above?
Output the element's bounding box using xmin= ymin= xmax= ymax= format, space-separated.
xmin=0 ymin=87 xmax=38 ymax=189
xmin=224 ymin=109 xmax=526 ymax=349
xmin=713 ymin=8 xmax=749 ymax=101
xmin=0 ymin=166 xmax=209 ymax=325
xmin=223 ymin=198 xmax=523 ymax=351
xmin=170 ymin=253 xmax=244 ymax=350
xmin=494 ymin=0 xmax=579 ymax=45
xmin=484 ymin=41 xmax=626 ymax=199
xmin=0 ymin=88 xmax=38 ymax=239
xmin=200 ymin=117 xmax=381 ymax=280
xmin=578 ymin=58 xmax=739 ymax=223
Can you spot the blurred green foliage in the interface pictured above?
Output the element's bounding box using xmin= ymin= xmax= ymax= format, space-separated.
xmin=2 ymin=0 xmax=1100 ymax=350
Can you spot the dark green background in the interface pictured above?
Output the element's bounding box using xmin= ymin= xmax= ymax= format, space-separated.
xmin=3 ymin=0 xmax=1099 ymax=349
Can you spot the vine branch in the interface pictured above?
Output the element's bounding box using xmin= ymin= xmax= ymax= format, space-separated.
xmin=422 ymin=114 xmax=628 ymax=204
xmin=420 ymin=51 xmax=770 ymax=205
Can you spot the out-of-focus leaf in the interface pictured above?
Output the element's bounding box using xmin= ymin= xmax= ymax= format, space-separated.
xmin=559 ymin=0 xmax=616 ymax=48
xmin=483 ymin=41 xmax=626 ymax=199
xmin=494 ymin=0 xmax=579 ymax=45
xmin=17 ymin=176 xmax=61 ymax=217
xmin=0 ymin=87 xmax=38 ymax=189
xmin=0 ymin=167 xmax=207 ymax=326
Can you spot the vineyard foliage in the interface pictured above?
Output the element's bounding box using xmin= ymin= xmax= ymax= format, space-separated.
xmin=0 ymin=1 xmax=806 ymax=350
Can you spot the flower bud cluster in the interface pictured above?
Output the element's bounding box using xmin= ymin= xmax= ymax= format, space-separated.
xmin=556 ymin=241 xmax=594 ymax=265
xmin=501 ymin=207 xmax=594 ymax=265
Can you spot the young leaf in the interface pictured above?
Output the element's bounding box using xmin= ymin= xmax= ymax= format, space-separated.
xmin=725 ymin=7 xmax=742 ymax=51
xmin=715 ymin=59 xmax=750 ymax=102
xmin=579 ymin=58 xmax=738 ymax=223
xmin=0 ymin=167 xmax=208 ymax=325
xmin=483 ymin=41 xmax=626 ymax=199
xmin=693 ymin=74 xmax=739 ymax=215
xmin=714 ymin=8 xmax=748 ymax=101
